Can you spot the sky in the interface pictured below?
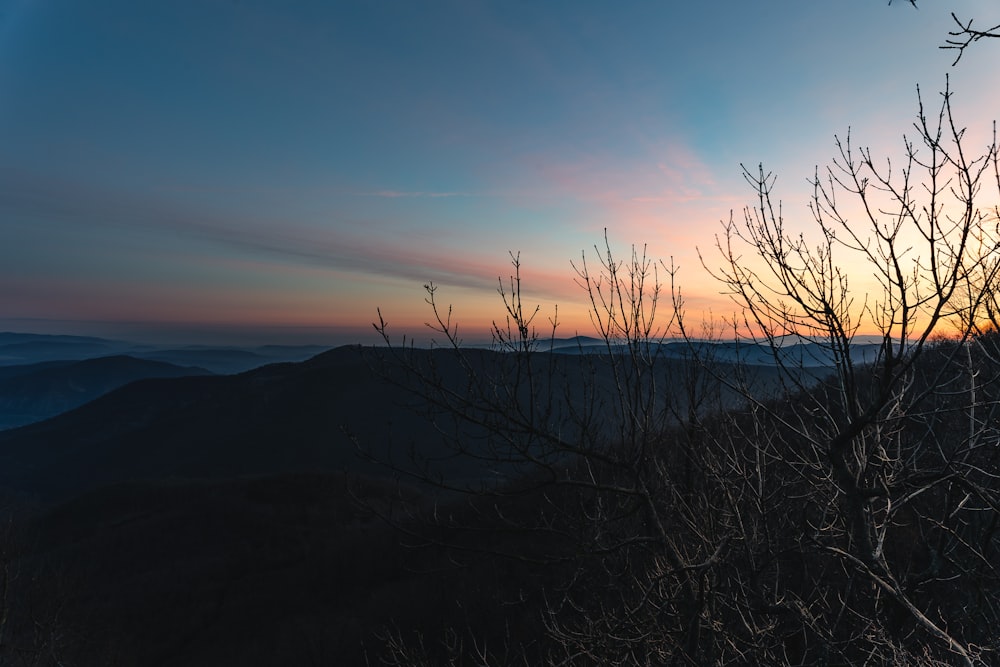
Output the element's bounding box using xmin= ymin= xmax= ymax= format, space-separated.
xmin=0 ymin=0 xmax=998 ymax=345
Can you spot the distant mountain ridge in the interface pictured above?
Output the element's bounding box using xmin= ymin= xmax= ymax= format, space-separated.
xmin=545 ymin=337 xmax=883 ymax=367
xmin=0 ymin=346 xmax=407 ymax=502
xmin=0 ymin=331 xmax=885 ymax=370
xmin=0 ymin=332 xmax=338 ymax=432
xmin=0 ymin=332 xmax=113 ymax=346
xmin=0 ymin=334 xmax=888 ymax=501
xmin=0 ymin=343 xmax=827 ymax=504
xmin=0 ymin=355 xmax=212 ymax=430
xmin=0 ymin=332 xmax=332 ymax=373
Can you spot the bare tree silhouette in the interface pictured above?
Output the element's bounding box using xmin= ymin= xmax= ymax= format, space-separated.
xmin=366 ymin=81 xmax=1000 ymax=666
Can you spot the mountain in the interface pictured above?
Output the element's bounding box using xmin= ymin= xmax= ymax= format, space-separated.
xmin=137 ymin=348 xmax=273 ymax=374
xmin=0 ymin=333 xmax=126 ymax=364
xmin=0 ymin=345 xmax=578 ymax=663
xmin=0 ymin=332 xmax=334 ymax=374
xmin=139 ymin=345 xmax=334 ymax=374
xmin=0 ymin=342 xmax=889 ymax=665
xmin=0 ymin=355 xmax=212 ymax=430
xmin=0 ymin=344 xmax=798 ymax=504
xmin=0 ymin=346 xmax=456 ymax=503
xmin=550 ymin=338 xmax=883 ymax=367
xmin=0 ymin=359 xmax=74 ymax=381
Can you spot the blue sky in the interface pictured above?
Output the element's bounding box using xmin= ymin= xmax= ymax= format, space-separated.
xmin=0 ymin=0 xmax=996 ymax=344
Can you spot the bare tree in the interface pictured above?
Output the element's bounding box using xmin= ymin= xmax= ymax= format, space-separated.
xmin=701 ymin=80 xmax=1000 ymax=665
xmin=367 ymin=235 xmax=766 ymax=664
xmin=365 ymin=81 xmax=1000 ymax=665
xmin=887 ymin=1 xmax=1000 ymax=65
xmin=943 ymin=12 xmax=1000 ymax=65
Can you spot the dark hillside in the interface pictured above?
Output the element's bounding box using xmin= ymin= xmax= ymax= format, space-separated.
xmin=0 ymin=347 xmax=396 ymax=502
xmin=0 ymin=345 xmax=785 ymax=504
xmin=0 ymin=336 xmax=122 ymax=364
xmin=0 ymin=360 xmax=75 ymax=381
xmin=138 ymin=348 xmax=271 ymax=374
xmin=0 ymin=355 xmax=211 ymax=430
xmin=0 ymin=343 xmax=859 ymax=665
xmin=0 ymin=346 xmax=521 ymax=503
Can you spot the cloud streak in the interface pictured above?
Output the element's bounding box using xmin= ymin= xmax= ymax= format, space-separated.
xmin=0 ymin=168 xmax=585 ymax=309
xmin=359 ymin=190 xmax=474 ymax=199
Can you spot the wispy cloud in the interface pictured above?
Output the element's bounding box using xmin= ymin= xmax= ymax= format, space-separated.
xmin=509 ymin=136 xmax=732 ymax=209
xmin=0 ymin=168 xmax=582 ymax=306
xmin=359 ymin=190 xmax=473 ymax=199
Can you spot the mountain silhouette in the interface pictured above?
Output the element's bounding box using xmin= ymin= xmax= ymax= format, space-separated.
xmin=0 ymin=346 xmax=482 ymax=503
xmin=0 ymin=344 xmax=797 ymax=505
xmin=0 ymin=355 xmax=212 ymax=430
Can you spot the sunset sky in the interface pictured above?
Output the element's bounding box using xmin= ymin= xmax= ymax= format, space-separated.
xmin=1 ymin=1 xmax=997 ymax=345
